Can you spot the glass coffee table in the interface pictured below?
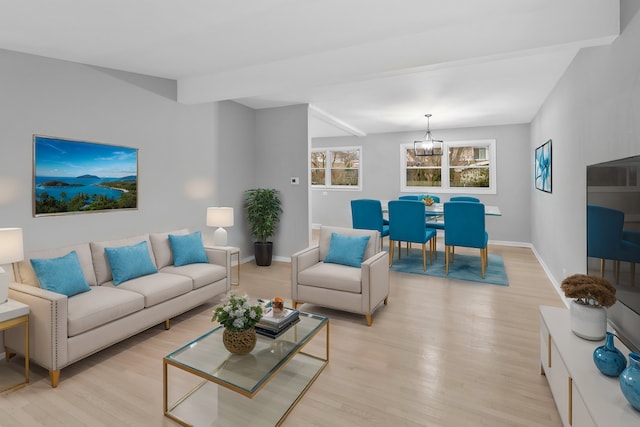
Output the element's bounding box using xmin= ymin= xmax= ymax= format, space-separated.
xmin=163 ymin=311 xmax=329 ymax=426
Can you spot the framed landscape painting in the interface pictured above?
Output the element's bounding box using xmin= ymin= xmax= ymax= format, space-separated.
xmin=535 ymin=139 xmax=552 ymax=193
xmin=33 ymin=135 xmax=138 ymax=216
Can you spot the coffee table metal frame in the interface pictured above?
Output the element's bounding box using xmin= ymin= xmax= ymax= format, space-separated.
xmin=163 ymin=311 xmax=329 ymax=426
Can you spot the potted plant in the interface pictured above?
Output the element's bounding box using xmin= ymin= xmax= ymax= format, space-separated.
xmin=244 ymin=188 xmax=282 ymax=266
xmin=211 ymin=293 xmax=263 ymax=354
xmin=561 ymin=274 xmax=617 ymax=340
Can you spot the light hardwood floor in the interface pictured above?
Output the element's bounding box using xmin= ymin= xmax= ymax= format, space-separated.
xmin=0 ymin=241 xmax=565 ymax=426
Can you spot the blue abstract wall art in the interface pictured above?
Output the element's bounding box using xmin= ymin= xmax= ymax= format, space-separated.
xmin=535 ymin=139 xmax=552 ymax=193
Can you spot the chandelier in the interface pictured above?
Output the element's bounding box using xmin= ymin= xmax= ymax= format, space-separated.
xmin=414 ymin=114 xmax=443 ymax=156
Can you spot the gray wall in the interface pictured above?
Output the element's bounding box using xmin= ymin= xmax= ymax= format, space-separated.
xmin=216 ymin=101 xmax=257 ymax=259
xmin=0 ymin=49 xmax=312 ymax=264
xmin=255 ymin=105 xmax=311 ymax=259
xmin=0 ymin=49 xmax=219 ymax=251
xmin=531 ymin=1 xmax=640 ymax=285
xmin=311 ymin=124 xmax=531 ymax=244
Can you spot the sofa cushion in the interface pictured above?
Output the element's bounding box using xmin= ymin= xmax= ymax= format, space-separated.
xmin=324 ymin=233 xmax=371 ymax=268
xmin=30 ymin=250 xmax=92 ymax=297
xmin=161 ymin=263 xmax=227 ymax=289
xmin=18 ymin=243 xmax=97 ymax=287
xmin=297 ymin=262 xmax=362 ymax=294
xmin=67 ymin=286 xmax=145 ymax=337
xmin=91 ymin=234 xmax=155 ymax=285
xmin=150 ymin=228 xmax=189 ymax=269
xmin=102 ymin=271 xmax=192 ymax=307
xmin=105 ymin=241 xmax=158 ymax=285
xmin=169 ymin=231 xmax=208 ymax=267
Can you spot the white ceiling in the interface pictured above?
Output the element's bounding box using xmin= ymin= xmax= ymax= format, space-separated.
xmin=0 ymin=0 xmax=620 ymax=137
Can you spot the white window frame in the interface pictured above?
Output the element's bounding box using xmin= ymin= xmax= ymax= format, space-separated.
xmin=311 ymin=146 xmax=362 ymax=191
xmin=400 ymin=139 xmax=497 ymax=194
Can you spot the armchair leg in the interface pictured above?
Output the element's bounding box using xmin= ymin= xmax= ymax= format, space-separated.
xmin=292 ymin=300 xmax=299 ymax=309
xmin=600 ymin=259 xmax=605 ymax=277
xmin=481 ymin=248 xmax=486 ymax=279
xmin=365 ymin=314 xmax=372 ymax=326
xmin=384 ymin=296 xmax=389 ymax=305
xmin=164 ymin=320 xmax=170 ymax=330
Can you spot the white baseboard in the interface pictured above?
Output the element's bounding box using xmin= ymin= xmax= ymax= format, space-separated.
xmin=529 ymin=244 xmax=569 ymax=308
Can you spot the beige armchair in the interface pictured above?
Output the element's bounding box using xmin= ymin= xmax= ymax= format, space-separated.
xmin=291 ymin=226 xmax=389 ymax=326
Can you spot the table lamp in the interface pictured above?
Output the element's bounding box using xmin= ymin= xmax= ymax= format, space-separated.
xmin=207 ymin=207 xmax=234 ymax=246
xmin=0 ymin=227 xmax=24 ymax=304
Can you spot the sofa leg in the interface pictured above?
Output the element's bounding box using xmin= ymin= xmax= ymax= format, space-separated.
xmin=164 ymin=320 xmax=170 ymax=330
xmin=292 ymin=300 xmax=299 ymax=309
xmin=50 ymin=370 xmax=60 ymax=388
xmin=5 ymin=349 xmax=15 ymax=362
xmin=365 ymin=314 xmax=372 ymax=326
xmin=384 ymin=296 xmax=388 ymax=305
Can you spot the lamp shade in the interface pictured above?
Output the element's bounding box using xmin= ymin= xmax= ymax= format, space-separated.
xmin=207 ymin=207 xmax=234 ymax=227
xmin=0 ymin=227 xmax=23 ymax=304
xmin=0 ymin=228 xmax=24 ymax=264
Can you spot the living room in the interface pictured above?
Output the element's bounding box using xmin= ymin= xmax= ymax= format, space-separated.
xmin=1 ymin=1 xmax=640 ymax=425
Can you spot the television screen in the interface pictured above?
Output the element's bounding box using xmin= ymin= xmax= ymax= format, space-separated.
xmin=587 ymin=155 xmax=640 ymax=352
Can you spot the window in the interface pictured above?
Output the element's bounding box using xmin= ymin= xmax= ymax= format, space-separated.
xmin=400 ymin=139 xmax=496 ymax=194
xmin=311 ymin=147 xmax=362 ymax=189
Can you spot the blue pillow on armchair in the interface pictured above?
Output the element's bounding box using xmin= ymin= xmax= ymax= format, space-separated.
xmin=324 ymin=233 xmax=371 ymax=268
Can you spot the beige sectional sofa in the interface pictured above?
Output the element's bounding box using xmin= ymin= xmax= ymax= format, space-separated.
xmin=5 ymin=229 xmax=230 ymax=387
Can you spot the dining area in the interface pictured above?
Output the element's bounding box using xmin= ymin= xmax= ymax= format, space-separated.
xmin=350 ymin=194 xmax=503 ymax=281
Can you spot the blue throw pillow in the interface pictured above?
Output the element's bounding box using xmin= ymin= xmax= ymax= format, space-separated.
xmin=105 ymin=241 xmax=158 ymax=285
xmin=169 ymin=231 xmax=208 ymax=267
xmin=30 ymin=250 xmax=91 ymax=297
xmin=324 ymin=233 xmax=371 ymax=268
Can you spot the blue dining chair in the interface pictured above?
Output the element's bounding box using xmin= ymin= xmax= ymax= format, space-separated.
xmin=588 ymin=204 xmax=640 ymax=284
xmin=351 ymin=199 xmax=390 ymax=247
xmin=449 ymin=196 xmax=480 ymax=202
xmin=444 ymin=201 xmax=489 ymax=278
xmin=388 ymin=200 xmax=437 ymax=271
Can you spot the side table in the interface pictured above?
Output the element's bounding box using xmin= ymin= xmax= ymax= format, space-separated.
xmin=0 ymin=299 xmax=29 ymax=392
xmin=206 ymin=246 xmax=240 ymax=286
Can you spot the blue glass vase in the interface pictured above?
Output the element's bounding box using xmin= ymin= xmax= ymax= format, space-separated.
xmin=620 ymin=353 xmax=640 ymax=412
xmin=593 ymin=332 xmax=627 ymax=377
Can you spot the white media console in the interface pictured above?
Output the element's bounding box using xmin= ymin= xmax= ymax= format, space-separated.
xmin=539 ymin=306 xmax=640 ymax=426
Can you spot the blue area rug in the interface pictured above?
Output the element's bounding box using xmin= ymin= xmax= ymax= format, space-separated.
xmin=388 ymin=248 xmax=509 ymax=286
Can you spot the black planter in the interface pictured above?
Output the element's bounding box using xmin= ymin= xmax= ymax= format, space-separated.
xmin=254 ymin=242 xmax=273 ymax=266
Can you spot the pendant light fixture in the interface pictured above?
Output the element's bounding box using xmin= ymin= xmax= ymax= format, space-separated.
xmin=414 ymin=114 xmax=443 ymax=156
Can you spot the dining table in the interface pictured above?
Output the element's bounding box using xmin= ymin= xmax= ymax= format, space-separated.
xmin=381 ymin=201 xmax=501 ymax=221
xmin=424 ymin=202 xmax=501 ymax=227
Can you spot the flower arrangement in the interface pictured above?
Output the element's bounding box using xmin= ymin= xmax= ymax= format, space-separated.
xmin=560 ymin=274 xmax=617 ymax=308
xmin=211 ymin=293 xmax=263 ymax=332
xmin=423 ymin=196 xmax=434 ymax=206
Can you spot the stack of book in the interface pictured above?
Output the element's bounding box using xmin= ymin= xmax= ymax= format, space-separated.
xmin=256 ymin=308 xmax=300 ymax=338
